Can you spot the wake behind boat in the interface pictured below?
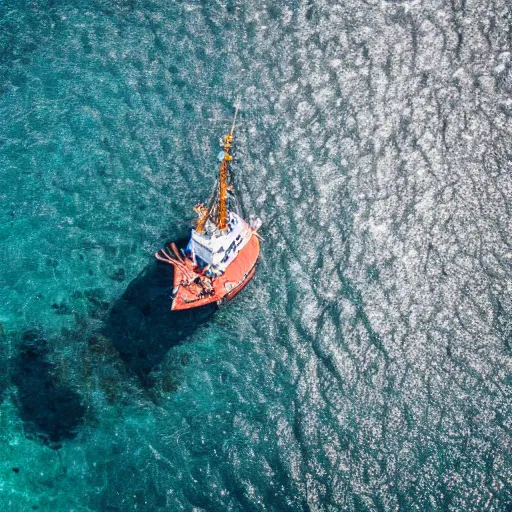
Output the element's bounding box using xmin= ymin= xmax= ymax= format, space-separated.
xmin=156 ymin=101 xmax=261 ymax=310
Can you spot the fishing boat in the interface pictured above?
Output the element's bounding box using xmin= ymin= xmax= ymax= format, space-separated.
xmin=155 ymin=102 xmax=261 ymax=310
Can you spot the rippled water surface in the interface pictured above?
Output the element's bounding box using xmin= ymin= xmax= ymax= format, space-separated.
xmin=1 ymin=0 xmax=512 ymax=510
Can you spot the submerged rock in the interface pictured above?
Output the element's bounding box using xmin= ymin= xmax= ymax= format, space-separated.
xmin=51 ymin=302 xmax=72 ymax=315
xmin=13 ymin=330 xmax=86 ymax=447
xmin=109 ymin=268 xmax=126 ymax=282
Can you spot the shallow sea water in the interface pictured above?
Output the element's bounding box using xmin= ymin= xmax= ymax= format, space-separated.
xmin=1 ymin=0 xmax=512 ymax=510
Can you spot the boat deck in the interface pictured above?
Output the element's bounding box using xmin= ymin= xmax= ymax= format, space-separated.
xmin=170 ymin=234 xmax=260 ymax=310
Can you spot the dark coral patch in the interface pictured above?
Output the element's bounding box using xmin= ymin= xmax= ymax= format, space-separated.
xmin=13 ymin=330 xmax=86 ymax=447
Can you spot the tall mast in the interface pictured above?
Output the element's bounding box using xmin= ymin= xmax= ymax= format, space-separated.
xmin=217 ymin=99 xmax=240 ymax=232
xmin=194 ymin=100 xmax=240 ymax=234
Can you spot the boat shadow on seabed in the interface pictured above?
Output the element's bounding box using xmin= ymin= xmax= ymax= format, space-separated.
xmin=100 ymin=254 xmax=217 ymax=388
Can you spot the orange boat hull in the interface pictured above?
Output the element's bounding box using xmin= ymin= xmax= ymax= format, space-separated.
xmin=170 ymin=234 xmax=260 ymax=311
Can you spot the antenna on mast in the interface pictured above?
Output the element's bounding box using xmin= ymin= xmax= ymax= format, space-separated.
xmin=230 ymin=95 xmax=241 ymax=135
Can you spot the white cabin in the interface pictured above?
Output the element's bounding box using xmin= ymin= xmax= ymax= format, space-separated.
xmin=187 ymin=212 xmax=252 ymax=276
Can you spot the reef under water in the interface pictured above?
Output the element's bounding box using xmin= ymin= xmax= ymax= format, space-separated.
xmin=13 ymin=329 xmax=86 ymax=448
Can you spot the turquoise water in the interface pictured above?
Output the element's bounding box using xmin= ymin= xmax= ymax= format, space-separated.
xmin=1 ymin=0 xmax=512 ymax=510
